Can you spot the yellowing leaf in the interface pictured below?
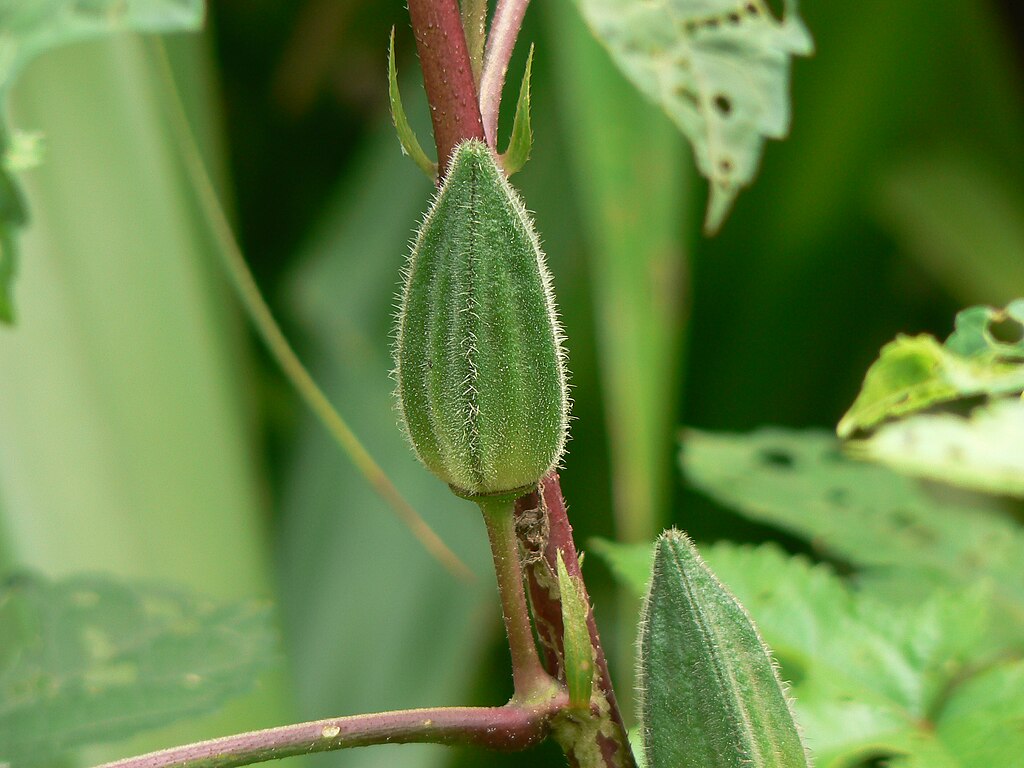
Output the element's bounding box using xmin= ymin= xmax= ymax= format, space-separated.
xmin=838 ymin=300 xmax=1024 ymax=437
xmin=848 ymin=398 xmax=1024 ymax=498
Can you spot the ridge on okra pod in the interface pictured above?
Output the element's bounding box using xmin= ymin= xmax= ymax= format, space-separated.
xmin=394 ymin=140 xmax=570 ymax=500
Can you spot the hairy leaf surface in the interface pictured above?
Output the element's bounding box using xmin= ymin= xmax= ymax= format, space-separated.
xmin=601 ymin=540 xmax=1019 ymax=767
xmin=570 ymin=0 xmax=811 ymax=232
xmin=0 ymin=572 xmax=275 ymax=767
xmin=639 ymin=532 xmax=808 ymax=767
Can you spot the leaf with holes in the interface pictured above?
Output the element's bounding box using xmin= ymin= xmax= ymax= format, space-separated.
xmin=838 ymin=300 xmax=1024 ymax=437
xmin=568 ymin=0 xmax=812 ymax=232
xmin=600 ymin=539 xmax=1021 ymax=767
xmin=0 ymin=0 xmax=205 ymax=324
xmin=847 ymin=398 xmax=1024 ymax=498
xmin=0 ymin=571 xmax=276 ymax=767
xmin=680 ymin=428 xmax=1024 ymax=639
xmin=945 ymin=299 xmax=1024 ymax=358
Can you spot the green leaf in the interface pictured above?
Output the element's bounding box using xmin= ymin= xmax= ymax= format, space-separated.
xmin=500 ymin=45 xmax=533 ymax=177
xmin=569 ymin=0 xmax=812 ymax=233
xmin=945 ymin=299 xmax=1024 ymax=359
xmin=639 ymin=532 xmax=809 ymax=768
xmin=838 ymin=300 xmax=1024 ymax=437
xmin=0 ymin=0 xmax=205 ymax=324
xmin=0 ymin=35 xmax=289 ymax=759
xmin=847 ymin=398 xmax=1024 ymax=498
xmin=603 ymin=539 xmax=1013 ymax=767
xmin=556 ymin=550 xmax=593 ymax=709
xmin=0 ymin=0 xmax=204 ymax=92
xmin=388 ymin=28 xmax=436 ymax=180
xmin=0 ymin=572 xmax=276 ymax=768
xmin=702 ymin=545 xmax=1001 ymax=768
xmin=935 ymin=660 xmax=1024 ymax=767
xmin=679 ymin=428 xmax=1024 ymax=635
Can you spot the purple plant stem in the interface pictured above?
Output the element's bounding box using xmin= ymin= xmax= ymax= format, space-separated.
xmin=516 ymin=472 xmax=638 ymax=768
xmin=92 ymin=699 xmax=567 ymax=768
xmin=478 ymin=0 xmax=532 ymax=147
xmin=406 ymin=0 xmax=486 ymax=176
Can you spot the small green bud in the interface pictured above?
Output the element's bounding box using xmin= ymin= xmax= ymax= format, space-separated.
xmin=394 ymin=140 xmax=569 ymax=498
xmin=639 ymin=530 xmax=810 ymax=768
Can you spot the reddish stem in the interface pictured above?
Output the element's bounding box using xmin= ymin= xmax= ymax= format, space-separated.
xmin=92 ymin=699 xmax=566 ymax=768
xmin=517 ymin=473 xmax=638 ymax=768
xmin=479 ymin=0 xmax=532 ymax=147
xmin=406 ymin=0 xmax=486 ymax=176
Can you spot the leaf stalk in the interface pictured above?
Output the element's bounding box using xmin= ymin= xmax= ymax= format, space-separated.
xmin=479 ymin=0 xmax=532 ymax=148
xmin=92 ymin=698 xmax=567 ymax=768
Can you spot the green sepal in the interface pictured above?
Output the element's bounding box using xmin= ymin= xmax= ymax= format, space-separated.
xmin=500 ymin=46 xmax=534 ymax=177
xmin=395 ymin=140 xmax=569 ymax=497
xmin=556 ymin=550 xmax=593 ymax=709
xmin=388 ymin=28 xmax=437 ymax=180
xmin=638 ymin=530 xmax=810 ymax=768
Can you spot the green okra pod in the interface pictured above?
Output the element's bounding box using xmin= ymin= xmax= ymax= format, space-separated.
xmin=394 ymin=140 xmax=569 ymax=499
xmin=639 ymin=530 xmax=811 ymax=767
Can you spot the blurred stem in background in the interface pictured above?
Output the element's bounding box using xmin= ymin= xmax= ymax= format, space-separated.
xmin=544 ymin=2 xmax=691 ymax=548
xmin=150 ymin=39 xmax=472 ymax=582
xmin=0 ymin=32 xmax=294 ymax=764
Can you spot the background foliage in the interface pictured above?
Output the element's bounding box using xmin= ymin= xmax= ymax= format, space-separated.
xmin=0 ymin=1 xmax=1022 ymax=767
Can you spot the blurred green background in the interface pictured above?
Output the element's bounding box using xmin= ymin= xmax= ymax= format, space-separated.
xmin=0 ymin=1 xmax=1022 ymax=766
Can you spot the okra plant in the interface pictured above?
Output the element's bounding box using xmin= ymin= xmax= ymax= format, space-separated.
xmin=4 ymin=2 xmax=1024 ymax=768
